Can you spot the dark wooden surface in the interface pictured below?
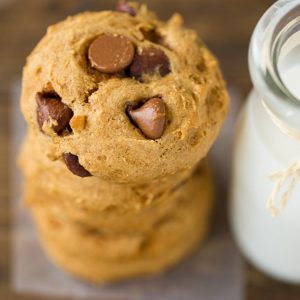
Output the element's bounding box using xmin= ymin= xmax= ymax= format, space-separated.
xmin=1 ymin=0 xmax=300 ymax=299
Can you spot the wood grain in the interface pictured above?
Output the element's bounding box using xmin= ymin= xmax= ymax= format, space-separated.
xmin=2 ymin=0 xmax=300 ymax=299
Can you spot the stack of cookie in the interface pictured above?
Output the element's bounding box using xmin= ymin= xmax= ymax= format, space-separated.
xmin=19 ymin=1 xmax=228 ymax=283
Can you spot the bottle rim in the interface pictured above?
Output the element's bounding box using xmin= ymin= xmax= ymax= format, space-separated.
xmin=249 ymin=0 xmax=300 ymax=133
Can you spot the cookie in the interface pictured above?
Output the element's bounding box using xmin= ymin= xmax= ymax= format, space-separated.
xmin=31 ymin=165 xmax=214 ymax=282
xmin=20 ymin=132 xmax=194 ymax=212
xmin=19 ymin=1 xmax=228 ymax=284
xmin=20 ymin=2 xmax=229 ymax=184
xmin=26 ymin=162 xmax=210 ymax=234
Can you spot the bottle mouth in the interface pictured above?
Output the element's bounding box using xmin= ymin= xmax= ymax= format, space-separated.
xmin=249 ymin=0 xmax=300 ymax=133
xmin=272 ymin=3 xmax=300 ymax=102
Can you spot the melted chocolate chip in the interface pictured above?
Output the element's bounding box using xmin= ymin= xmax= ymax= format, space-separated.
xmin=63 ymin=153 xmax=92 ymax=177
xmin=129 ymin=47 xmax=171 ymax=80
xmin=36 ymin=92 xmax=73 ymax=135
xmin=127 ymin=98 xmax=166 ymax=139
xmin=88 ymin=34 xmax=135 ymax=74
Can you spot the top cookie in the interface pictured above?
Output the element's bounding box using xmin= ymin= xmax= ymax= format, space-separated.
xmin=20 ymin=1 xmax=229 ymax=184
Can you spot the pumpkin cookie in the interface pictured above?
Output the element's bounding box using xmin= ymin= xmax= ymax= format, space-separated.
xmin=19 ymin=1 xmax=228 ymax=283
xmin=20 ymin=1 xmax=228 ymax=184
xmin=32 ymin=164 xmax=214 ymax=282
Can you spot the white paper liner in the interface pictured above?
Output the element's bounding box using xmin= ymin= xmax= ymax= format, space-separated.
xmin=10 ymin=82 xmax=245 ymax=300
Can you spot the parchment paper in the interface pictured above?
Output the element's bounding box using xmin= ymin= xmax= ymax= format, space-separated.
xmin=10 ymin=82 xmax=245 ymax=300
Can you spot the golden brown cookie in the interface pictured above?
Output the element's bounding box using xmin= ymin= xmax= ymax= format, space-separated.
xmin=19 ymin=1 xmax=228 ymax=284
xmin=26 ymin=162 xmax=210 ymax=234
xmin=31 ymin=164 xmax=214 ymax=282
xmin=20 ymin=131 xmax=194 ymax=212
xmin=20 ymin=2 xmax=229 ymax=184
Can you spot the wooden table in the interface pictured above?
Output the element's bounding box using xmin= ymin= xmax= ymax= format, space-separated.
xmin=1 ymin=0 xmax=300 ymax=299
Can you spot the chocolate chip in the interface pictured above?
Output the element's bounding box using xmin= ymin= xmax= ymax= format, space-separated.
xmin=116 ymin=1 xmax=136 ymax=16
xmin=36 ymin=92 xmax=73 ymax=135
xmin=63 ymin=153 xmax=92 ymax=177
xmin=88 ymin=34 xmax=135 ymax=74
xmin=127 ymin=98 xmax=166 ymax=139
xmin=129 ymin=47 xmax=171 ymax=80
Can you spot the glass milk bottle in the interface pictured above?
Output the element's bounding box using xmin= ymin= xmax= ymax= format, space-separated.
xmin=231 ymin=0 xmax=300 ymax=283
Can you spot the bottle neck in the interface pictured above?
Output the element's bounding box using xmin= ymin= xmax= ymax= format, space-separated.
xmin=249 ymin=0 xmax=300 ymax=136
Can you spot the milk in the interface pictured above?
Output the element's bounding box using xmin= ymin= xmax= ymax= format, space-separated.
xmin=278 ymin=31 xmax=300 ymax=101
xmin=230 ymin=20 xmax=300 ymax=282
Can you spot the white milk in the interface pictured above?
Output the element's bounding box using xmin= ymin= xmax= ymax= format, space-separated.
xmin=230 ymin=1 xmax=300 ymax=283
xmin=279 ymin=31 xmax=300 ymax=100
